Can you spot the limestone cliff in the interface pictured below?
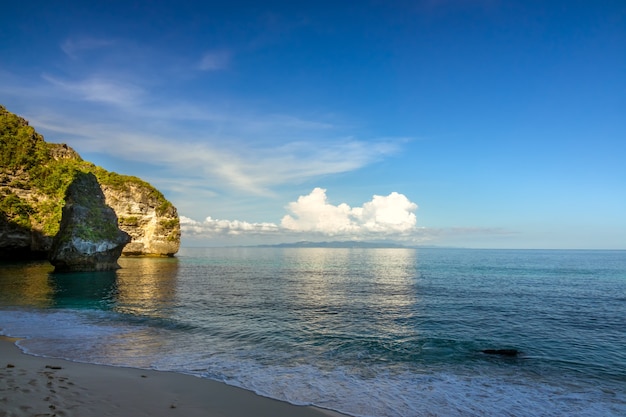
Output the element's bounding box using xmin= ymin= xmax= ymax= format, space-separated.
xmin=0 ymin=105 xmax=180 ymax=259
xmin=101 ymin=179 xmax=181 ymax=256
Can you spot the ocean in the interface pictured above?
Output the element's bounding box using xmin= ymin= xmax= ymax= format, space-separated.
xmin=1 ymin=247 xmax=624 ymax=416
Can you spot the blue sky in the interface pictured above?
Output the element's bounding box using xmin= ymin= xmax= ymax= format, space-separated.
xmin=1 ymin=0 xmax=624 ymax=249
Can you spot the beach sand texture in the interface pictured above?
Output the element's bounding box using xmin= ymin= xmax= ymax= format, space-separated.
xmin=0 ymin=337 xmax=344 ymax=417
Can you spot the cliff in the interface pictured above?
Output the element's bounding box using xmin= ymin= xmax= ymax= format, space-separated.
xmin=0 ymin=105 xmax=180 ymax=259
xmin=98 ymin=172 xmax=180 ymax=256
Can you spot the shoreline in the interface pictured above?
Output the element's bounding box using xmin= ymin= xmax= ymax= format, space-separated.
xmin=0 ymin=336 xmax=347 ymax=417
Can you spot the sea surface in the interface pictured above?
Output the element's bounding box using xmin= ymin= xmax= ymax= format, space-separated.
xmin=1 ymin=248 xmax=625 ymax=416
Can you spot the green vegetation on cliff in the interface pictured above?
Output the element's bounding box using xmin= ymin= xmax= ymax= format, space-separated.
xmin=0 ymin=105 xmax=175 ymax=239
xmin=0 ymin=108 xmax=50 ymax=170
xmin=0 ymin=190 xmax=33 ymax=228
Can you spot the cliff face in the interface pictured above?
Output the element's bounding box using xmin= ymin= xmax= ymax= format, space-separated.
xmin=101 ymin=182 xmax=180 ymax=256
xmin=0 ymin=105 xmax=180 ymax=259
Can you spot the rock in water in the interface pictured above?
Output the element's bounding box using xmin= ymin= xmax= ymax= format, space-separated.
xmin=481 ymin=349 xmax=520 ymax=357
xmin=48 ymin=172 xmax=131 ymax=272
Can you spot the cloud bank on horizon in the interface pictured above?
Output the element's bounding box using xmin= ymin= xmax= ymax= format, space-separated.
xmin=181 ymin=188 xmax=421 ymax=242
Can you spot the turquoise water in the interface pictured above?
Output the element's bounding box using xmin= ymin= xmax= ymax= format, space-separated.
xmin=1 ymin=248 xmax=625 ymax=416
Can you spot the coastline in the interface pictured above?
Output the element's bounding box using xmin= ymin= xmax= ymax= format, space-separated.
xmin=0 ymin=336 xmax=347 ymax=417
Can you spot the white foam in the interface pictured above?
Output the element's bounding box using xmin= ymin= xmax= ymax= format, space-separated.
xmin=0 ymin=309 xmax=133 ymax=359
xmin=179 ymin=352 xmax=626 ymax=417
xmin=2 ymin=309 xmax=624 ymax=417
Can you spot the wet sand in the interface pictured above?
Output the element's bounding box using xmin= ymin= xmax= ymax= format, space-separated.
xmin=0 ymin=337 xmax=346 ymax=417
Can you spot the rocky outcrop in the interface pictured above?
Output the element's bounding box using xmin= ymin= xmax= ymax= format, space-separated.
xmin=48 ymin=172 xmax=131 ymax=272
xmin=101 ymin=182 xmax=181 ymax=256
xmin=49 ymin=143 xmax=81 ymax=161
xmin=0 ymin=105 xmax=180 ymax=259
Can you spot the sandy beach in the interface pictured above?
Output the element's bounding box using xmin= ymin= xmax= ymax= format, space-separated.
xmin=0 ymin=337 xmax=345 ymax=417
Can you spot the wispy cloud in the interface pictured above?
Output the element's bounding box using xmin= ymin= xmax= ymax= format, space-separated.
xmin=198 ymin=50 xmax=232 ymax=71
xmin=41 ymin=74 xmax=144 ymax=106
xmin=61 ymin=37 xmax=115 ymax=59
xmin=27 ymin=103 xmax=403 ymax=196
xmin=0 ymin=35 xmax=408 ymax=206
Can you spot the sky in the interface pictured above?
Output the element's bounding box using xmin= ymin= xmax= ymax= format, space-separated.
xmin=1 ymin=0 xmax=625 ymax=249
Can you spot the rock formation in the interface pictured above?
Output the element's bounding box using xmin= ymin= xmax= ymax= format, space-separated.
xmin=48 ymin=172 xmax=131 ymax=272
xmin=0 ymin=105 xmax=180 ymax=259
xmin=101 ymin=181 xmax=180 ymax=256
xmin=481 ymin=349 xmax=520 ymax=357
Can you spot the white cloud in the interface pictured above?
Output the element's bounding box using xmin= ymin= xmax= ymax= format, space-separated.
xmin=198 ymin=50 xmax=231 ymax=71
xmin=356 ymin=192 xmax=418 ymax=233
xmin=281 ymin=188 xmax=418 ymax=236
xmin=281 ymin=187 xmax=359 ymax=234
xmin=181 ymin=188 xmax=420 ymax=241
